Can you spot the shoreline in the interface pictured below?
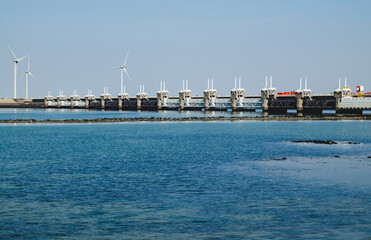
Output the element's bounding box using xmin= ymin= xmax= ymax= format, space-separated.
xmin=1 ymin=115 xmax=371 ymax=124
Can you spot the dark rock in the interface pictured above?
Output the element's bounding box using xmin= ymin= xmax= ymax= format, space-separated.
xmin=292 ymin=140 xmax=338 ymax=145
xmin=334 ymin=155 xmax=340 ymax=158
xmin=271 ymin=157 xmax=287 ymax=161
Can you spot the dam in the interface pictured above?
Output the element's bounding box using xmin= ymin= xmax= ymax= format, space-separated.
xmin=1 ymin=80 xmax=371 ymax=115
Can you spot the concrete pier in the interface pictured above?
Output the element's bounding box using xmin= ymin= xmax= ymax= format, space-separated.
xmin=157 ymin=82 xmax=169 ymax=110
xmin=203 ymin=89 xmax=217 ymax=111
xmin=334 ymin=89 xmax=342 ymax=113
xmin=56 ymin=94 xmax=66 ymax=108
xmin=118 ymin=93 xmax=129 ymax=110
xmin=70 ymin=92 xmax=80 ymax=109
xmin=100 ymin=94 xmax=111 ymax=109
xmin=44 ymin=95 xmax=53 ymax=107
xmin=136 ymin=91 xmax=148 ymax=111
xmin=179 ymin=91 xmax=185 ymax=110
xmin=157 ymin=91 xmax=168 ymax=110
xmin=295 ymin=90 xmax=304 ymax=113
xmin=179 ymin=90 xmax=192 ymax=110
xmin=85 ymin=92 xmax=95 ymax=109
xmin=231 ymin=88 xmax=245 ymax=111
xmin=261 ymin=88 xmax=269 ymax=113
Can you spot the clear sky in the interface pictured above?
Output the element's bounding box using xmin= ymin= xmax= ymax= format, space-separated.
xmin=0 ymin=0 xmax=370 ymax=98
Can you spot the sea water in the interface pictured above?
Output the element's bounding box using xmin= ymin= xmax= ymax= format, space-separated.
xmin=0 ymin=108 xmax=262 ymax=120
xmin=0 ymin=121 xmax=370 ymax=239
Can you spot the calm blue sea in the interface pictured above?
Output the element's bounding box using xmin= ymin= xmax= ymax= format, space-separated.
xmin=0 ymin=119 xmax=370 ymax=239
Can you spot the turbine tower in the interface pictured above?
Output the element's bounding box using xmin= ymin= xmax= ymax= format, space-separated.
xmin=8 ymin=45 xmax=27 ymax=98
xmin=113 ymin=50 xmax=131 ymax=94
xmin=24 ymin=56 xmax=38 ymax=99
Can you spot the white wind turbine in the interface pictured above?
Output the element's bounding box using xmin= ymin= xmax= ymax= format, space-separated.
xmin=113 ymin=50 xmax=131 ymax=94
xmin=9 ymin=45 xmax=27 ymax=98
xmin=24 ymin=56 xmax=38 ymax=99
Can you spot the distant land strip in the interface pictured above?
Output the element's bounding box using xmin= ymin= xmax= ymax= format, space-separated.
xmin=1 ymin=115 xmax=371 ymax=124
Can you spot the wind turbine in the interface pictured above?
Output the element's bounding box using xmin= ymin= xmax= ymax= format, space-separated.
xmin=8 ymin=45 xmax=27 ymax=98
xmin=24 ymin=55 xmax=38 ymax=99
xmin=113 ymin=50 xmax=131 ymax=94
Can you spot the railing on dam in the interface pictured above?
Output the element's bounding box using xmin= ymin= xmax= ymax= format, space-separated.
xmin=162 ymin=98 xmax=179 ymax=108
xmin=161 ymin=98 xmax=262 ymax=110
xmin=339 ymin=97 xmax=371 ymax=109
xmin=46 ymin=100 xmax=85 ymax=108
xmin=241 ymin=98 xmax=262 ymax=109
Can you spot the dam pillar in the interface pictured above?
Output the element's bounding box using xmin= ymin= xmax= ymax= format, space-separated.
xmin=85 ymin=99 xmax=90 ymax=109
xmin=261 ymin=89 xmax=269 ymax=113
xmin=261 ymin=76 xmax=277 ymax=114
xmin=100 ymin=98 xmax=105 ymax=109
xmin=179 ymin=80 xmax=191 ymax=111
xmin=157 ymin=91 xmax=169 ymax=110
xmin=118 ymin=98 xmax=122 ymax=110
xmin=157 ymin=81 xmax=169 ymax=110
xmin=231 ymin=78 xmax=244 ymax=111
xmin=203 ymin=90 xmax=210 ymax=111
xmin=56 ymin=93 xmax=66 ymax=108
xmin=136 ymin=93 xmax=149 ymax=110
xmin=100 ymin=88 xmax=112 ymax=110
xmin=84 ymin=90 xmax=95 ymax=109
xmin=179 ymin=91 xmax=185 ymax=110
xmin=231 ymin=89 xmax=237 ymax=111
xmin=157 ymin=92 xmax=162 ymax=110
xmin=44 ymin=94 xmax=53 ymax=108
xmin=203 ymin=89 xmax=217 ymax=111
xmin=334 ymin=90 xmax=342 ymax=114
xmin=136 ymin=95 xmax=141 ymax=110
xmin=136 ymin=85 xmax=148 ymax=111
xmin=231 ymin=88 xmax=245 ymax=111
xmin=84 ymin=92 xmax=95 ymax=109
xmin=118 ymin=93 xmax=129 ymax=110
xmin=70 ymin=91 xmax=80 ymax=109
xmin=203 ymin=79 xmax=217 ymax=111
xmin=100 ymin=94 xmax=111 ymax=109
xmin=295 ymin=90 xmax=304 ymax=113
xmin=178 ymin=90 xmax=192 ymax=111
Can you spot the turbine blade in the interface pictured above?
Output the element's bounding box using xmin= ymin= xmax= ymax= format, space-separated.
xmin=124 ymin=68 xmax=131 ymax=81
xmin=113 ymin=66 xmax=121 ymax=69
xmin=123 ymin=50 xmax=130 ymax=66
xmin=29 ymin=72 xmax=38 ymax=81
xmin=18 ymin=55 xmax=27 ymax=61
xmin=8 ymin=45 xmax=17 ymax=58
xmin=28 ymin=55 xmax=30 ymax=70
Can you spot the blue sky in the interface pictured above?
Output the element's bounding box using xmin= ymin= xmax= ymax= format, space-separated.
xmin=0 ymin=0 xmax=370 ymax=98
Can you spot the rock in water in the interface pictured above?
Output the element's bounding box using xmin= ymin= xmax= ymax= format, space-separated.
xmin=292 ymin=140 xmax=338 ymax=145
